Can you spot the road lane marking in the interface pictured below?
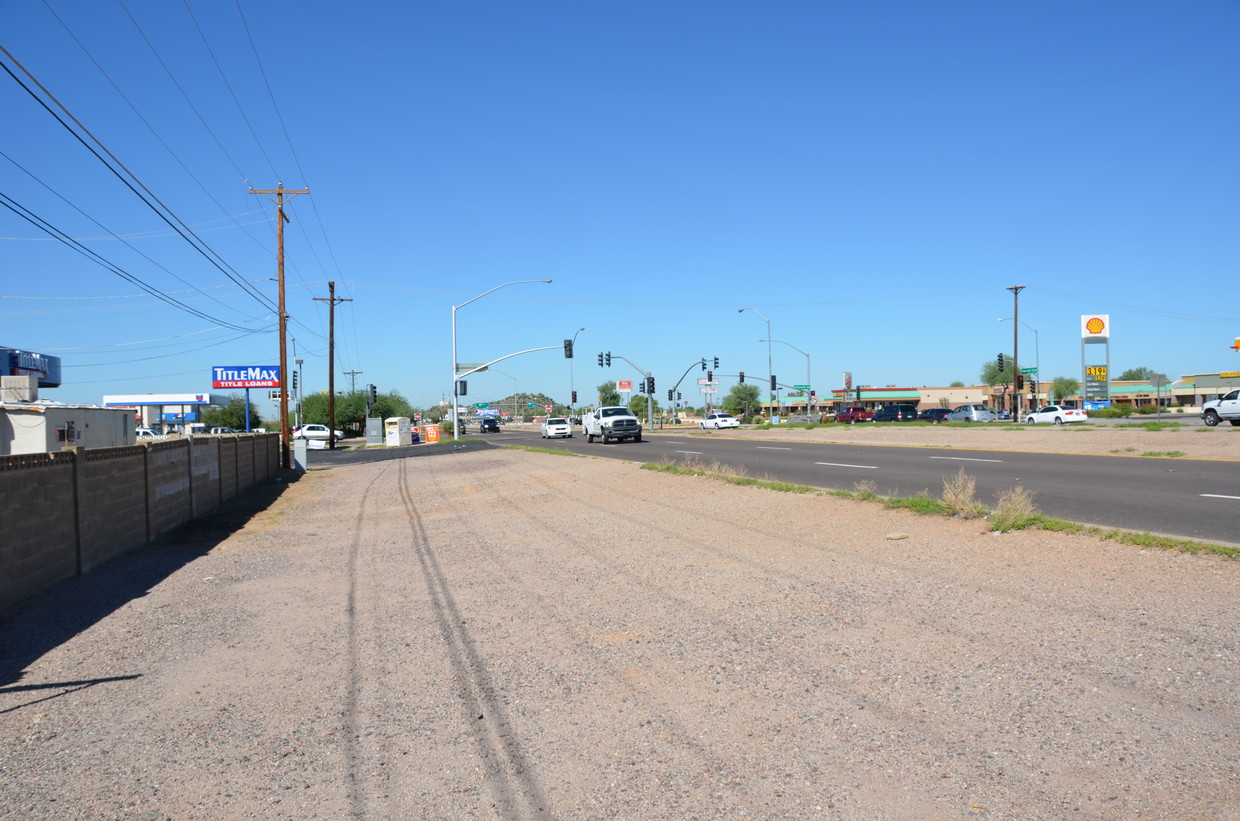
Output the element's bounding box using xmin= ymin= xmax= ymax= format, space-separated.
xmin=674 ymin=450 xmax=704 ymax=456
xmin=756 ymin=446 xmax=793 ymax=450
xmin=815 ymin=462 xmax=878 ymax=470
xmin=1200 ymin=494 xmax=1240 ymax=500
xmin=928 ymin=456 xmax=1004 ymax=463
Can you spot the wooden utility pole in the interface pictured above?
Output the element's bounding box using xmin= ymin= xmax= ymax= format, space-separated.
xmin=343 ymin=370 xmax=363 ymax=394
xmin=314 ymin=281 xmax=351 ymax=450
xmin=251 ymin=183 xmax=309 ymax=469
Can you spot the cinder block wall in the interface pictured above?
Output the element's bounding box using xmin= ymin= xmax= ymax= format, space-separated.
xmin=147 ymin=439 xmax=192 ymax=538
xmin=78 ymin=446 xmax=147 ymax=574
xmin=191 ymin=438 xmax=221 ymax=516
xmin=219 ymin=438 xmax=238 ymax=501
xmin=1 ymin=434 xmax=278 ymax=614
xmin=0 ymin=453 xmax=78 ymax=612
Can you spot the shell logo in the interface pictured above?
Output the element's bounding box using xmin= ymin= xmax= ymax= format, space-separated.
xmin=1085 ymin=317 xmax=1106 ymax=334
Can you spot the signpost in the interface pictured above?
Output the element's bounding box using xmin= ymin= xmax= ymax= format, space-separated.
xmin=1021 ymin=367 xmax=1037 ymax=375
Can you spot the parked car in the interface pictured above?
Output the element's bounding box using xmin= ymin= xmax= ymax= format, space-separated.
xmin=700 ymin=412 xmax=740 ymax=430
xmin=135 ymin=427 xmax=163 ymax=439
xmin=871 ymin=404 xmax=919 ymax=423
xmin=539 ymin=417 xmax=570 ymax=438
xmin=834 ymin=406 xmax=875 ymax=423
xmin=479 ymin=418 xmax=501 ymax=433
xmin=917 ymin=407 xmax=952 ymax=424
xmin=946 ymin=404 xmax=997 ymax=423
xmin=1024 ymin=405 xmax=1088 ymax=425
xmin=292 ymin=423 xmax=345 ymax=441
xmin=208 ymin=426 xmax=240 ymax=435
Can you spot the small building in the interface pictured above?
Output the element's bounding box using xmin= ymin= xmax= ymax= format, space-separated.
xmin=1 ymin=377 xmax=134 ymax=455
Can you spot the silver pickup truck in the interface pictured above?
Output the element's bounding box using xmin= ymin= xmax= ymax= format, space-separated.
xmin=583 ymin=406 xmax=643 ymax=443
xmin=1201 ymin=389 xmax=1240 ymax=427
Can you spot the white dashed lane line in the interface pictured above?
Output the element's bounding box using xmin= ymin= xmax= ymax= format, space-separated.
xmin=928 ymin=456 xmax=1004 ymax=463
xmin=1201 ymin=494 xmax=1240 ymax=500
xmin=815 ymin=462 xmax=878 ymax=470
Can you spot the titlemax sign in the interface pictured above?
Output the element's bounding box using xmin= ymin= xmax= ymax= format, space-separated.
xmin=212 ymin=365 xmax=281 ymax=388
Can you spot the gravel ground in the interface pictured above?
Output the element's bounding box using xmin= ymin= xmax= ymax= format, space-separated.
xmin=1 ymin=429 xmax=1238 ymax=819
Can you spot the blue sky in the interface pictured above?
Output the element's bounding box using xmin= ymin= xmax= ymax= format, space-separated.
xmin=3 ymin=1 xmax=1237 ymax=411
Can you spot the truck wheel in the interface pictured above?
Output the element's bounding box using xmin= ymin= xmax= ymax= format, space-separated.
xmin=1204 ymin=411 xmax=1220 ymax=427
xmin=601 ymin=434 xmax=610 ymax=444
xmin=634 ymin=432 xmax=642 ymax=442
xmin=587 ymin=431 xmax=595 ymax=442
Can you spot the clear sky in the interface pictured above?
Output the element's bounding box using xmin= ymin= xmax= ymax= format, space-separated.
xmin=3 ymin=1 xmax=1238 ymax=412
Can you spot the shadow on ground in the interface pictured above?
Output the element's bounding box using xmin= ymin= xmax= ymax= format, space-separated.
xmin=0 ymin=470 xmax=300 ymax=690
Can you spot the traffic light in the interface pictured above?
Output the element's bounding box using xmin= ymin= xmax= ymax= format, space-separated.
xmin=707 ymin=370 xmax=713 ymax=382
xmin=291 ymin=371 xmax=298 ymax=392
xmin=647 ymin=376 xmax=655 ymax=394
xmin=457 ymin=380 xmax=467 ymax=396
xmin=598 ymin=352 xmax=604 ymax=367
xmin=667 ymin=389 xmax=673 ymax=401
xmin=1017 ymin=375 xmax=1024 ymax=390
xmin=770 ymin=375 xmax=777 ymax=391
xmin=605 ymin=352 xmax=611 ymax=367
xmin=713 ymin=357 xmax=719 ymax=369
xmin=701 ymin=359 xmax=706 ymax=371
xmin=810 ymin=390 xmax=816 ymax=399
xmin=998 ymin=353 xmax=1005 ymax=372
xmin=739 ymin=371 xmax=745 ymax=383
xmin=563 ymin=339 xmax=574 ymax=359
xmin=677 ymin=391 xmax=682 ymax=400
xmin=638 ymin=380 xmax=645 ymax=394
xmin=368 ymin=384 xmax=377 ymax=401
xmin=571 ymin=390 xmax=578 ymax=404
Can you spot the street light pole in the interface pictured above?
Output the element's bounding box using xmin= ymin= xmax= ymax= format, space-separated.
xmin=762 ymin=339 xmax=810 ymax=412
xmin=1007 ymin=285 xmax=1026 ymax=417
xmin=739 ymin=307 xmax=773 ymax=417
xmin=452 ymin=279 xmax=552 ymax=441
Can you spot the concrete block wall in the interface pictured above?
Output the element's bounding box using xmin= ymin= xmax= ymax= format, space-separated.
xmin=0 ymin=453 xmax=78 ymax=612
xmin=77 ymin=446 xmax=147 ymax=574
xmin=191 ymin=438 xmax=221 ymax=517
xmin=1 ymin=434 xmax=278 ymax=614
xmin=147 ymin=439 xmax=192 ymax=538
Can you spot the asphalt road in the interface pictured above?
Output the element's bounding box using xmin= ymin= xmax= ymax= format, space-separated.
xmin=454 ymin=426 xmax=1240 ymax=546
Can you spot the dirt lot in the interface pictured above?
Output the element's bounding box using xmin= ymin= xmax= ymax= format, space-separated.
xmin=1 ymin=427 xmax=1238 ymax=819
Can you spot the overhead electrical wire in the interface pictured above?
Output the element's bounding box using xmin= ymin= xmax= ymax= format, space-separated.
xmin=0 ymin=190 xmax=265 ymax=332
xmin=40 ymin=0 xmax=283 ymax=265
xmin=1 ymin=148 xmax=268 ymax=320
xmin=0 ymin=42 xmax=278 ymax=314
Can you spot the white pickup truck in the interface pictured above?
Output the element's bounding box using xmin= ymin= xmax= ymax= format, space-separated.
xmin=583 ymin=406 xmax=643 ymax=443
xmin=1201 ymin=389 xmax=1240 ymax=427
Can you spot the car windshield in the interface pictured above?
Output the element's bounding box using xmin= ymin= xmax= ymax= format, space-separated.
xmin=601 ymin=408 xmax=630 ymax=417
xmin=547 ymin=418 xmax=567 ymax=425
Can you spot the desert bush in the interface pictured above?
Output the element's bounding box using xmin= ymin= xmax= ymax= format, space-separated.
xmin=990 ymin=485 xmax=1041 ymax=531
xmin=941 ymin=467 xmax=985 ymax=518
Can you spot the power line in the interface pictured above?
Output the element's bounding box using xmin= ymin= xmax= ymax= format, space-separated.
xmin=0 ymin=43 xmax=277 ymax=312
xmin=0 ymin=190 xmax=262 ymax=331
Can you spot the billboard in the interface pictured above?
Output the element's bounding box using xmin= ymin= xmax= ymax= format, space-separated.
xmin=1 ymin=346 xmax=62 ymax=387
xmin=212 ymin=366 xmax=281 ymax=389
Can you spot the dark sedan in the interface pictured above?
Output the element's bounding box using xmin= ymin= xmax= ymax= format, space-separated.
xmin=917 ymin=407 xmax=952 ymax=423
xmin=478 ymin=418 xmax=501 ymax=433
